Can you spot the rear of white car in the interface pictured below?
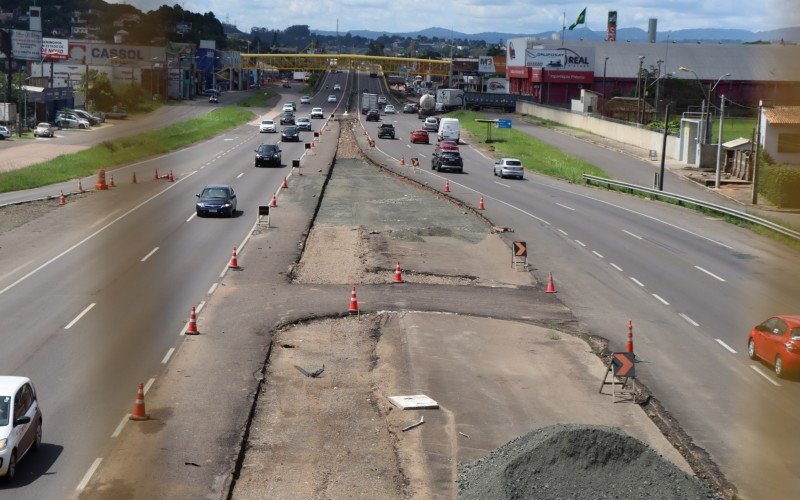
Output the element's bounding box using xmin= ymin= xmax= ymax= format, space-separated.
xmin=0 ymin=376 xmax=43 ymax=482
xmin=494 ymin=158 xmax=525 ymax=179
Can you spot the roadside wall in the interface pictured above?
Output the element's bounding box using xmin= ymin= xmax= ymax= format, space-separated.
xmin=517 ymin=100 xmax=682 ymax=161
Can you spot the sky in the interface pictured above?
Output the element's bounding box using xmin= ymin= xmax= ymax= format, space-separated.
xmin=110 ymin=1 xmax=799 ymax=35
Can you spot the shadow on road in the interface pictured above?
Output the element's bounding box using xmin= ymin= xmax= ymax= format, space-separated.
xmin=0 ymin=443 xmax=64 ymax=489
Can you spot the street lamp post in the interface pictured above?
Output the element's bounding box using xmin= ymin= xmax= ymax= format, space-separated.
xmin=714 ymin=95 xmax=726 ymax=188
xmin=602 ymin=56 xmax=609 ymax=116
xmin=679 ymin=67 xmax=730 ymax=144
xmin=654 ymin=59 xmax=664 ymax=112
xmin=635 ymin=56 xmax=644 ymax=124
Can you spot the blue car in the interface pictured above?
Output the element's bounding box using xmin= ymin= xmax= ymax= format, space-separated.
xmin=196 ymin=184 xmax=237 ymax=217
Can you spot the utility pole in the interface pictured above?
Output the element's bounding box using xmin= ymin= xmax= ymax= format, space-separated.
xmin=658 ymin=102 xmax=671 ymax=191
xmin=751 ymin=100 xmax=762 ymax=204
xmin=654 ymin=59 xmax=663 ymax=112
xmin=714 ymin=95 xmax=725 ymax=188
xmin=635 ymin=56 xmax=644 ymax=125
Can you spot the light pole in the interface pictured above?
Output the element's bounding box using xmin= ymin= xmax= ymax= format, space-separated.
xmin=714 ymin=95 xmax=726 ymax=188
xmin=679 ymin=66 xmax=706 ymax=145
xmin=634 ymin=55 xmax=644 ymax=124
xmin=602 ymin=56 xmax=609 ymax=116
xmin=654 ymin=59 xmax=663 ymax=112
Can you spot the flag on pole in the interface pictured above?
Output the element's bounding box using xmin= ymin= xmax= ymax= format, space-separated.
xmin=568 ymin=8 xmax=587 ymax=30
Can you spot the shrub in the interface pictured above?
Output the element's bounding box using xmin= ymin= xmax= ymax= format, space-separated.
xmin=759 ymin=162 xmax=800 ymax=208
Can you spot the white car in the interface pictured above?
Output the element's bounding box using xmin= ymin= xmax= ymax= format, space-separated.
xmin=259 ymin=119 xmax=276 ymax=133
xmin=0 ymin=376 xmax=43 ymax=482
xmin=377 ymin=95 xmax=387 ymax=105
xmin=282 ymin=103 xmax=294 ymax=113
xmin=327 ymin=95 xmax=337 ymax=103
xmin=384 ymin=104 xmax=396 ymax=114
xmin=333 ymin=83 xmax=341 ymax=91
xmin=0 ymin=125 xmax=10 ymax=139
xmin=493 ymin=158 xmax=525 ymax=179
xmin=311 ymin=107 xmax=324 ymax=119
xmin=300 ymin=95 xmax=311 ymax=104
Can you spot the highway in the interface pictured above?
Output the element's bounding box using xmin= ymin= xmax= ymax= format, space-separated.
xmin=0 ymin=73 xmax=347 ymax=498
xmin=355 ymin=71 xmax=800 ymax=498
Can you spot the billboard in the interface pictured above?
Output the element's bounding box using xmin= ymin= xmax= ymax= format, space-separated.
xmin=506 ymin=38 xmax=526 ymax=66
xmin=42 ymin=38 xmax=69 ymax=60
xmin=478 ymin=56 xmax=495 ymax=73
xmin=485 ymin=77 xmax=509 ymax=94
xmin=11 ymin=29 xmax=42 ymax=60
xmin=526 ymin=49 xmax=565 ymax=69
xmin=527 ymin=47 xmax=594 ymax=72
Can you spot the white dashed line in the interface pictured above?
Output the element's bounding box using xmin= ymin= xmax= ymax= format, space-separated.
xmin=161 ymin=347 xmax=176 ymax=364
xmin=630 ymin=277 xmax=644 ymax=287
xmin=652 ymin=294 xmax=670 ymax=305
xmin=574 ymin=240 xmax=586 ymax=247
xmin=111 ymin=415 xmax=129 ymax=438
xmin=196 ymin=300 xmax=206 ymax=313
xmin=64 ymin=303 xmax=96 ymax=330
xmin=76 ymin=458 xmax=103 ymax=491
xmin=622 ymin=229 xmax=643 ymax=240
xmin=208 ymin=283 xmax=218 ymax=295
xmin=186 ymin=213 xmax=196 ymax=222
xmin=610 ymin=263 xmax=623 ymax=272
xmin=555 ymin=203 xmax=575 ymax=211
xmin=679 ymin=313 xmax=699 ymax=326
xmin=694 ymin=265 xmax=726 ymax=282
xmin=143 ymin=377 xmax=156 ymax=395
xmin=140 ymin=247 xmax=159 ymax=262
xmin=715 ymin=339 xmax=737 ymax=354
xmin=592 ymin=251 xmax=604 ymax=258
xmin=236 ymin=172 xmax=244 ymax=179
xmin=750 ymin=365 xmax=781 ymax=386
xmin=494 ymin=181 xmax=511 ymax=188
xmin=557 ymin=229 xmax=568 ymax=236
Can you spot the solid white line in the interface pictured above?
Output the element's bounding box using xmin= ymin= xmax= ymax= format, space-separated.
xmin=679 ymin=313 xmax=700 ymax=326
xmin=652 ymin=293 xmax=670 ymax=305
xmin=694 ymin=265 xmax=726 ymax=282
xmin=76 ymin=458 xmax=103 ymax=491
xmin=750 ymin=365 xmax=781 ymax=386
xmin=144 ymin=377 xmax=155 ymax=395
xmin=208 ymin=282 xmax=218 ymax=295
xmin=140 ymin=247 xmax=159 ymax=262
xmin=630 ymin=277 xmax=644 ymax=287
xmin=0 ymin=171 xmax=196 ymax=297
xmin=236 ymin=172 xmax=244 ymax=179
xmin=575 ymin=240 xmax=586 ymax=247
xmin=622 ymin=229 xmax=643 ymax=240
xmin=111 ymin=415 xmax=129 ymax=438
xmin=610 ymin=263 xmax=623 ymax=272
xmin=494 ymin=181 xmax=511 ymax=188
xmin=555 ymin=202 xmax=575 ymax=211
xmin=592 ymin=251 xmax=604 ymax=258
xmin=64 ymin=303 xmax=96 ymax=330
xmin=715 ymin=338 xmax=737 ymax=354
xmin=196 ymin=300 xmax=206 ymax=313
xmin=161 ymin=347 xmax=176 ymax=365
xmin=557 ymin=229 xmax=568 ymax=236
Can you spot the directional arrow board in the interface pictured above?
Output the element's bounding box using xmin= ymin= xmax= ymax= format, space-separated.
xmin=612 ymin=352 xmax=635 ymax=378
xmin=513 ymin=241 xmax=527 ymax=257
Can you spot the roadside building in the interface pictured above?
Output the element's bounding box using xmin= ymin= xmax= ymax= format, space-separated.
xmin=759 ymin=106 xmax=800 ymax=165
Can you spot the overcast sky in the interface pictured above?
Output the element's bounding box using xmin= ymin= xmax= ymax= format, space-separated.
xmin=110 ymin=1 xmax=798 ymax=35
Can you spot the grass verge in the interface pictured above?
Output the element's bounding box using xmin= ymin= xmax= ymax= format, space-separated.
xmin=0 ymin=106 xmax=254 ymax=193
xmin=447 ymin=110 xmax=608 ymax=183
xmin=236 ymin=89 xmax=278 ymax=108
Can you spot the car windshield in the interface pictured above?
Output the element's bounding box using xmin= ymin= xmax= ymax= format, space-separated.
xmin=262 ymin=121 xmax=272 ymax=125
xmin=201 ymin=187 xmax=229 ymax=198
xmin=259 ymin=146 xmax=276 ymax=153
xmin=284 ymin=127 xmax=297 ymax=133
xmin=0 ymin=396 xmax=9 ymax=426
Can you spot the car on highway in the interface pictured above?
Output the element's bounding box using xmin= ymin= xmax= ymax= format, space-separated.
xmin=431 ymin=142 xmax=463 ymax=172
xmin=259 ymin=119 xmax=276 ymax=133
xmin=196 ymin=184 xmax=237 ymax=217
xmin=377 ymin=95 xmax=387 ymax=106
xmin=384 ymin=104 xmax=396 ymax=114
xmin=410 ymin=129 xmax=429 ymax=144
xmin=33 ymin=122 xmax=56 ymax=138
xmin=296 ymin=116 xmax=312 ymax=131
xmin=493 ymin=158 xmax=525 ymax=179
xmin=282 ymin=103 xmax=294 ymax=113
xmin=300 ymin=95 xmax=311 ymax=104
xmin=748 ymin=315 xmax=800 ymax=378
xmin=311 ymin=107 xmax=324 ymax=119
xmin=327 ymin=95 xmax=337 ymax=103
xmin=378 ymin=123 xmax=395 ymax=139
xmin=403 ymin=103 xmax=418 ymax=114
xmin=0 ymin=376 xmax=43 ymax=482
xmin=279 ymin=112 xmax=295 ymax=125
xmin=254 ymin=143 xmax=282 ymax=168
xmin=422 ymin=116 xmax=439 ymax=132
xmin=366 ymin=109 xmax=380 ymax=122
xmin=287 ymin=101 xmax=297 ymax=111
xmin=333 ymin=83 xmax=341 ymax=91
xmin=281 ymin=125 xmax=300 ymax=142
xmin=209 ymin=95 xmax=219 ymax=103
xmin=0 ymin=126 xmax=9 ymax=139
xmin=281 ymin=79 xmax=291 ymax=88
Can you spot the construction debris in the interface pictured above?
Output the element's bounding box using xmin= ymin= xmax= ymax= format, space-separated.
xmin=402 ymin=416 xmax=424 ymax=432
xmin=294 ymin=364 xmax=325 ymax=378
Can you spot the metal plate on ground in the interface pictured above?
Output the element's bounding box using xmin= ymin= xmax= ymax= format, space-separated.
xmin=388 ymin=395 xmax=439 ymax=409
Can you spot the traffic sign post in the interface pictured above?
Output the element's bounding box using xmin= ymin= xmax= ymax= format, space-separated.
xmin=512 ymin=241 xmax=527 ymax=270
xmin=599 ymin=352 xmax=636 ymax=403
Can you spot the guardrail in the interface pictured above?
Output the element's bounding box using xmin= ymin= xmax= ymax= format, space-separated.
xmin=582 ymin=174 xmax=800 ymax=242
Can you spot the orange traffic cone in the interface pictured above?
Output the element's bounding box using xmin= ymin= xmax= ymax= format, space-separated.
xmin=269 ymin=195 xmax=277 ymax=207
xmin=108 ymin=175 xmax=116 ymax=188
xmin=546 ymin=272 xmax=557 ymax=293
xmin=95 ymin=169 xmax=109 ymax=190
xmin=132 ymin=171 xmax=138 ymax=184
xmin=393 ymin=261 xmax=404 ymax=283
xmin=129 ymin=383 xmax=149 ymax=421
xmin=444 ymin=180 xmax=450 ymax=192
xmin=229 ymin=246 xmax=240 ymax=269
xmin=186 ymin=306 xmax=199 ymax=335
xmin=400 ymin=156 xmax=405 ymax=166
xmin=626 ymin=320 xmax=634 ymax=353
xmin=59 ymin=190 xmax=66 ymax=205
xmin=281 ymin=177 xmax=288 ymax=189
xmin=478 ymin=196 xmax=485 ymax=210
xmin=167 ymin=170 xmax=175 ymax=182
xmin=348 ymin=286 xmax=359 ymax=314
xmin=153 ymin=169 xmax=159 ymax=181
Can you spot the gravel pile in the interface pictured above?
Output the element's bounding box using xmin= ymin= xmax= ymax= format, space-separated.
xmin=458 ymin=423 xmax=720 ymax=499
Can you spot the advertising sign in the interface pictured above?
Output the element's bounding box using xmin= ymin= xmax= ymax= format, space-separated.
xmin=11 ymin=29 xmax=42 ymax=61
xmin=527 ymin=47 xmax=594 ymax=72
xmin=42 ymin=38 xmax=69 ymax=60
xmin=80 ymin=43 xmax=167 ymax=66
xmin=542 ymin=70 xmax=595 ymax=84
xmin=526 ymin=49 xmax=565 ymax=69
xmin=506 ymin=38 xmax=526 ymax=66
xmin=478 ymin=56 xmax=495 ymax=73
xmin=485 ymin=77 xmax=509 ymax=94
xmin=506 ymin=66 xmax=529 ymax=79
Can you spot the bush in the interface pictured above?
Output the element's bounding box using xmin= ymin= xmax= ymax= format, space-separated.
xmin=759 ymin=162 xmax=800 ymax=208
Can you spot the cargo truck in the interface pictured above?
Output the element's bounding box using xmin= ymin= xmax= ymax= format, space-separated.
xmin=435 ymin=89 xmax=464 ymax=112
xmin=361 ymin=92 xmax=378 ymax=114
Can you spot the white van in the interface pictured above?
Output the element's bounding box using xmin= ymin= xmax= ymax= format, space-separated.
xmin=437 ymin=118 xmax=460 ymax=143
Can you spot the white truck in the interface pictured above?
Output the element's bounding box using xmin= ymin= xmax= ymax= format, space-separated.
xmin=435 ymin=89 xmax=464 ymax=112
xmin=293 ymin=71 xmax=309 ymax=81
xmin=361 ymin=93 xmax=378 ymax=114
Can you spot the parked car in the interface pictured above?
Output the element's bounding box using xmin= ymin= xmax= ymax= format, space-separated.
xmin=384 ymin=104 xmax=396 ymax=114
xmin=748 ymin=315 xmax=800 ymax=378
xmin=333 ymin=83 xmax=341 ymax=91
xmin=281 ymin=125 xmax=300 ymax=142
xmin=296 ymin=116 xmax=312 ymax=131
xmin=55 ymin=114 xmax=90 ymax=129
xmin=327 ymin=95 xmax=337 ymax=103
xmin=403 ymin=103 xmax=418 ymax=114
xmin=423 ymin=116 xmax=439 ymax=132
xmin=432 ymin=144 xmax=463 ymax=173
xmin=365 ymin=109 xmax=380 ymax=122
xmin=311 ymin=107 xmax=324 ymax=119
xmin=33 ymin=122 xmax=56 ymax=138
xmin=300 ymin=95 xmax=311 ymax=104
xmin=279 ymin=112 xmax=295 ymax=125
xmin=196 ymin=184 xmax=237 ymax=217
xmin=378 ymin=123 xmax=395 ymax=139
xmin=254 ymin=143 xmax=282 ymax=168
xmin=0 ymin=125 xmax=11 ymax=139
xmin=493 ymin=158 xmax=525 ymax=179
xmin=0 ymin=376 xmax=43 ymax=482
xmin=410 ymin=129 xmax=429 ymax=144
xmin=259 ymin=120 xmax=276 ymax=133
xmin=70 ymin=109 xmax=103 ymax=125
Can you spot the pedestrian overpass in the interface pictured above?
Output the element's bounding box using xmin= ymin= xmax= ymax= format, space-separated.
xmin=241 ymin=53 xmax=451 ymax=77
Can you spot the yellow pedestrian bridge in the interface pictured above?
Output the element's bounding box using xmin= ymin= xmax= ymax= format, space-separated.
xmin=242 ymin=53 xmax=451 ymax=77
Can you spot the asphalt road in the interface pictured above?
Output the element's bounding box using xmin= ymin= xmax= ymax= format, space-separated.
xmin=358 ymin=72 xmax=800 ymax=498
xmin=0 ymin=75 xmax=345 ymax=499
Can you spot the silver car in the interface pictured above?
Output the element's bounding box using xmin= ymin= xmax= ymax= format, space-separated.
xmin=493 ymin=158 xmax=525 ymax=179
xmin=0 ymin=125 xmax=10 ymax=139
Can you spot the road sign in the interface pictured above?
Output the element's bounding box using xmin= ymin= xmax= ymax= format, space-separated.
xmin=497 ymin=119 xmax=512 ymax=129
xmin=513 ymin=241 xmax=527 ymax=257
xmin=612 ymin=352 xmax=635 ymax=377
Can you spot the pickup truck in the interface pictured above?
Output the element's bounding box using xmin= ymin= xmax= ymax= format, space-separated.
xmin=378 ymin=123 xmax=395 ymax=139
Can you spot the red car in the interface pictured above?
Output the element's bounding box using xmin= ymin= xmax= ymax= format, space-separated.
xmin=410 ymin=130 xmax=429 ymax=144
xmin=435 ymin=140 xmax=459 ymax=154
xmin=748 ymin=315 xmax=800 ymax=378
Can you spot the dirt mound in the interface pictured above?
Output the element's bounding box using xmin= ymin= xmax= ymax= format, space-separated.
xmin=458 ymin=423 xmax=720 ymax=499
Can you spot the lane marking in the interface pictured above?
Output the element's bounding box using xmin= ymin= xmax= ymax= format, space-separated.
xmin=161 ymin=347 xmax=175 ymax=365
xmin=208 ymin=283 xmax=218 ymax=295
xmin=111 ymin=415 xmax=129 ymax=438
xmin=575 ymin=240 xmax=586 ymax=247
xmin=750 ymin=365 xmax=781 ymax=386
xmin=610 ymin=263 xmax=623 ymax=272
xmin=652 ymin=293 xmax=670 ymax=305
xmin=64 ymin=303 xmax=96 ymax=330
xmin=186 ymin=213 xmax=196 ymax=222
xmin=76 ymin=458 xmax=103 ymax=491
xmin=236 ymin=172 xmax=244 ymax=179
xmin=630 ymin=277 xmax=644 ymax=287
xmin=196 ymin=300 xmax=206 ymax=313
xmin=622 ymin=229 xmax=643 ymax=240
xmin=219 ymin=263 xmax=229 ymax=278
xmin=140 ymin=247 xmax=159 ymax=262
xmin=694 ymin=265 xmax=726 ymax=282
xmin=716 ymin=339 xmax=737 ymax=354
xmin=592 ymin=251 xmax=604 ymax=258
xmin=555 ymin=202 xmax=575 ymax=211
xmin=144 ymin=377 xmax=156 ymax=395
xmin=494 ymin=181 xmax=511 ymax=188
xmin=557 ymin=229 xmax=568 ymax=236
xmin=679 ymin=313 xmax=699 ymax=326
xmin=0 ymin=171 xmax=196 ymax=297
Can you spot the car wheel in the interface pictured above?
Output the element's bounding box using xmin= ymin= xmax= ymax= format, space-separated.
xmin=196 ymin=210 xmax=203 ymax=217
xmin=2 ymin=451 xmax=16 ymax=482
xmin=32 ymin=420 xmax=42 ymax=451
xmin=748 ymin=339 xmax=757 ymax=360
xmin=775 ymin=355 xmax=785 ymax=378
xmin=493 ymin=169 xmax=497 ymax=176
